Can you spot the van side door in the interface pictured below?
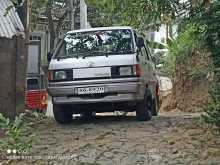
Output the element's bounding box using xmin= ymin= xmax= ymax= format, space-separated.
xmin=139 ymin=43 xmax=152 ymax=86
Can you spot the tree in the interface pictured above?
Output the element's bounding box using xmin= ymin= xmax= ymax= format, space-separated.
xmin=86 ymin=0 xmax=193 ymax=31
xmin=87 ymin=0 xmax=220 ymax=129
xmin=31 ymin=0 xmax=80 ymax=51
xmin=46 ymin=0 xmax=70 ymax=51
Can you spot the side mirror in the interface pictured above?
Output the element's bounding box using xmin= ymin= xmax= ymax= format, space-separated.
xmin=137 ymin=37 xmax=145 ymax=48
xmin=47 ymin=52 xmax=53 ymax=62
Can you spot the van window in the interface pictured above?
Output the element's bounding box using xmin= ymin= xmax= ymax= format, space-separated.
xmin=55 ymin=29 xmax=134 ymax=59
xmin=27 ymin=79 xmax=39 ymax=90
xmin=140 ymin=46 xmax=150 ymax=61
xmin=145 ymin=45 xmax=152 ymax=61
xmin=133 ymin=31 xmax=138 ymax=46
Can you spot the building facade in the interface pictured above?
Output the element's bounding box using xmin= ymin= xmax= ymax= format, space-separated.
xmin=0 ymin=0 xmax=26 ymax=118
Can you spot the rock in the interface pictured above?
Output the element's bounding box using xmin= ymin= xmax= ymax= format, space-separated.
xmin=169 ymin=141 xmax=175 ymax=145
xmin=74 ymin=137 xmax=79 ymax=140
xmin=172 ymin=150 xmax=178 ymax=154
xmin=96 ymin=159 xmax=114 ymax=165
xmin=201 ymin=151 xmax=209 ymax=160
xmin=103 ymin=152 xmax=113 ymax=158
xmin=149 ymin=154 xmax=162 ymax=162
xmin=111 ymin=142 xmax=123 ymax=148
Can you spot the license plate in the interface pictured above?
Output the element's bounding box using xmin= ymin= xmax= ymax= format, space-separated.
xmin=77 ymin=86 xmax=105 ymax=95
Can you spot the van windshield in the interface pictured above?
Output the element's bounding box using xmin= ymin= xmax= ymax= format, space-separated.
xmin=55 ymin=29 xmax=134 ymax=59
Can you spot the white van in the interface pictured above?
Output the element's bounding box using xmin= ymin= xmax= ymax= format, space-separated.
xmin=47 ymin=26 xmax=159 ymax=124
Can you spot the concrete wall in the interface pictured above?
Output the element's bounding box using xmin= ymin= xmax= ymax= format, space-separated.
xmin=15 ymin=36 xmax=27 ymax=115
xmin=0 ymin=36 xmax=26 ymax=119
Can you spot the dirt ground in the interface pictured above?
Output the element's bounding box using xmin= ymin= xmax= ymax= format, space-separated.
xmin=1 ymin=111 xmax=220 ymax=165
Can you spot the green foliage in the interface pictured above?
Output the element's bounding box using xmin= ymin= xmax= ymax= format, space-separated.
xmin=187 ymin=67 xmax=209 ymax=80
xmin=30 ymin=0 xmax=48 ymax=27
xmin=86 ymin=0 xmax=183 ymax=29
xmin=146 ymin=40 xmax=167 ymax=50
xmin=202 ymin=85 xmax=220 ymax=131
xmin=162 ymin=24 xmax=201 ymax=76
xmin=4 ymin=5 xmax=14 ymax=17
xmin=191 ymin=1 xmax=220 ymax=129
xmin=0 ymin=113 xmax=36 ymax=153
xmin=4 ymin=0 xmax=24 ymax=17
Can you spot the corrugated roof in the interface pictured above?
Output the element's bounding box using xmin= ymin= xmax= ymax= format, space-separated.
xmin=0 ymin=0 xmax=24 ymax=38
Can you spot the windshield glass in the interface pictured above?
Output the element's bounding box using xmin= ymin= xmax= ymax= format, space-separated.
xmin=55 ymin=29 xmax=134 ymax=59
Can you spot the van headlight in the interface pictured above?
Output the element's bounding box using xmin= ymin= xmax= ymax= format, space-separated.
xmin=54 ymin=71 xmax=67 ymax=80
xmin=119 ymin=66 xmax=132 ymax=76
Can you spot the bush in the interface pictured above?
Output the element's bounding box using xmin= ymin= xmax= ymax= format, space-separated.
xmin=193 ymin=1 xmax=220 ymax=131
xmin=0 ymin=113 xmax=36 ymax=154
xmin=162 ymin=24 xmax=201 ymax=76
xmin=202 ymin=84 xmax=220 ymax=131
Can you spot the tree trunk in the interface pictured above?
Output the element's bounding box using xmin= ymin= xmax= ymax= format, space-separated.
xmin=46 ymin=0 xmax=56 ymax=51
xmin=56 ymin=10 xmax=68 ymax=41
xmin=68 ymin=0 xmax=75 ymax=30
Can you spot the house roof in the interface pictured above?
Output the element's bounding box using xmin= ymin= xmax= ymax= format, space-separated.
xmin=0 ymin=0 xmax=24 ymax=38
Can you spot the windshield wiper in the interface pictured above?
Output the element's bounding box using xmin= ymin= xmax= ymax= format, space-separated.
xmin=82 ymin=50 xmax=136 ymax=58
xmin=56 ymin=50 xmax=135 ymax=60
xmin=82 ymin=50 xmax=108 ymax=59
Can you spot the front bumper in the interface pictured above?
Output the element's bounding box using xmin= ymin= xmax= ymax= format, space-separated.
xmin=47 ymin=78 xmax=144 ymax=104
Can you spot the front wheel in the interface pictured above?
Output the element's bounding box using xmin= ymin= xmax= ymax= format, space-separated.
xmin=53 ymin=104 xmax=73 ymax=124
xmin=136 ymin=91 xmax=152 ymax=121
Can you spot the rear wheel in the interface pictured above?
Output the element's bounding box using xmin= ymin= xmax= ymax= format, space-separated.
xmin=136 ymin=90 xmax=152 ymax=121
xmin=53 ymin=104 xmax=73 ymax=124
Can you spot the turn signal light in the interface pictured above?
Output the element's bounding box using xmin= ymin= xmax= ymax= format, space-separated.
xmin=48 ymin=71 xmax=53 ymax=81
xmin=135 ymin=64 xmax=142 ymax=77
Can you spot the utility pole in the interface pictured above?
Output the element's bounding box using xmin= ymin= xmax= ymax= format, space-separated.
xmin=25 ymin=0 xmax=30 ymax=32
xmin=80 ymin=0 xmax=88 ymax=29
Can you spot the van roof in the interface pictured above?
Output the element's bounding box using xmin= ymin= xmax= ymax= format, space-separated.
xmin=67 ymin=26 xmax=133 ymax=34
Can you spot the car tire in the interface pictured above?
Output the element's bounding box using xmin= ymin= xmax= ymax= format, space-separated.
xmin=152 ymin=98 xmax=158 ymax=116
xmin=136 ymin=90 xmax=152 ymax=121
xmin=53 ymin=104 xmax=73 ymax=124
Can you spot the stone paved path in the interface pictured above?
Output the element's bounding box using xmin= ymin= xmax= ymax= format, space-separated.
xmin=2 ymin=112 xmax=220 ymax=165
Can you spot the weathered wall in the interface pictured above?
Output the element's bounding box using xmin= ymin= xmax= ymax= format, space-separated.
xmin=0 ymin=37 xmax=16 ymax=118
xmin=0 ymin=36 xmax=26 ymax=119
xmin=15 ymin=36 xmax=27 ymax=114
